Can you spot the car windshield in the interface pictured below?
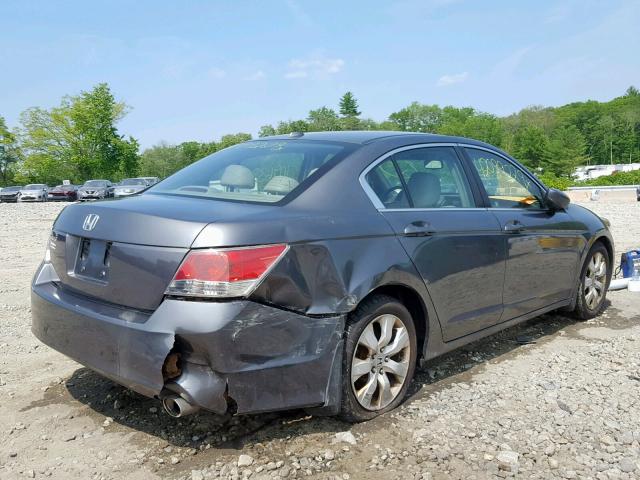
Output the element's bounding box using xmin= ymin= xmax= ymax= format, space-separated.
xmin=148 ymin=140 xmax=351 ymax=203
xmin=3 ymin=186 xmax=22 ymax=192
xmin=24 ymin=184 xmax=45 ymax=189
xmin=119 ymin=179 xmax=147 ymax=186
xmin=83 ymin=181 xmax=108 ymax=187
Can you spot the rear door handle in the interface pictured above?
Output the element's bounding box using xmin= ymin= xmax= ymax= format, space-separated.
xmin=503 ymin=220 xmax=525 ymax=234
xmin=403 ymin=221 xmax=434 ymax=237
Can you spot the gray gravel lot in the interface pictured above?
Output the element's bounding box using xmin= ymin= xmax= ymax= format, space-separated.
xmin=0 ymin=201 xmax=639 ymax=480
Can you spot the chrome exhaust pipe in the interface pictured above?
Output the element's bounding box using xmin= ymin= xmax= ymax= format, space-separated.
xmin=162 ymin=394 xmax=200 ymax=418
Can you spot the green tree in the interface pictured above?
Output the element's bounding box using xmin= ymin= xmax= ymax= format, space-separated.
xmin=258 ymin=125 xmax=277 ymax=137
xmin=218 ymin=133 xmax=251 ymax=150
xmin=139 ymin=143 xmax=185 ymax=178
xmin=19 ymin=83 xmax=139 ymax=183
xmin=543 ymin=125 xmax=588 ymax=176
xmin=389 ymin=102 xmax=443 ymax=132
xmin=139 ymin=134 xmax=251 ymax=178
xmin=274 ymin=119 xmax=310 ymax=134
xmin=438 ymin=107 xmax=505 ymax=146
xmin=307 ymin=107 xmax=341 ymax=131
xmin=339 ymin=92 xmax=361 ymax=117
xmin=510 ymin=125 xmax=549 ymax=170
xmin=0 ymin=116 xmax=21 ymax=184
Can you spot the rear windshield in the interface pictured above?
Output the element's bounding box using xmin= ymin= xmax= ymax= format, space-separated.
xmin=120 ymin=178 xmax=147 ymax=186
xmin=83 ymin=180 xmax=108 ymax=187
xmin=148 ymin=140 xmax=352 ymax=203
xmin=24 ymin=184 xmax=46 ymax=189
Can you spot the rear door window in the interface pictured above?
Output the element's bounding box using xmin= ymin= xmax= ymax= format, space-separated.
xmin=365 ymin=146 xmax=475 ymax=208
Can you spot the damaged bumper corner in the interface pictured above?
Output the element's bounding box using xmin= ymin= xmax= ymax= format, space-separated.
xmin=31 ymin=266 xmax=345 ymax=415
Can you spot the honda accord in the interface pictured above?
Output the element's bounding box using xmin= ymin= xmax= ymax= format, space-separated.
xmin=31 ymin=132 xmax=613 ymax=422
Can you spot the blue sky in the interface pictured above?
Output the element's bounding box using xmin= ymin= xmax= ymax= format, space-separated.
xmin=1 ymin=0 xmax=638 ymax=148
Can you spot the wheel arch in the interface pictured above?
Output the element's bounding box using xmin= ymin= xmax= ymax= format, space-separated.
xmin=594 ymin=235 xmax=614 ymax=268
xmin=356 ymin=283 xmax=428 ymax=360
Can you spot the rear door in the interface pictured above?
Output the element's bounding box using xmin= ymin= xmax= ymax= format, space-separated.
xmin=463 ymin=147 xmax=584 ymax=320
xmin=363 ymin=144 xmax=506 ymax=341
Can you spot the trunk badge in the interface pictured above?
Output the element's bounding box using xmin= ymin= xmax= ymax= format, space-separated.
xmin=82 ymin=214 xmax=100 ymax=231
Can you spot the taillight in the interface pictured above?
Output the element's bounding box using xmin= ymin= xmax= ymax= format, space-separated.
xmin=165 ymin=244 xmax=287 ymax=298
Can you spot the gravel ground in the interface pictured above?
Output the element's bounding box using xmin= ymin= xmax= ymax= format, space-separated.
xmin=0 ymin=201 xmax=639 ymax=480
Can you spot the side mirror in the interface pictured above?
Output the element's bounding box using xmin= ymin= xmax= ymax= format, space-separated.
xmin=545 ymin=188 xmax=570 ymax=210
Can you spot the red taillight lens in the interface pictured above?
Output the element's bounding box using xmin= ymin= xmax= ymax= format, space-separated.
xmin=166 ymin=244 xmax=287 ymax=298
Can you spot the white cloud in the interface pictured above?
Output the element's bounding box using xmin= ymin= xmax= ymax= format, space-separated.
xmin=284 ymin=70 xmax=308 ymax=79
xmin=244 ymin=70 xmax=265 ymax=81
xmin=284 ymin=54 xmax=345 ymax=79
xmin=207 ymin=67 xmax=226 ymax=79
xmin=436 ymin=71 xmax=469 ymax=86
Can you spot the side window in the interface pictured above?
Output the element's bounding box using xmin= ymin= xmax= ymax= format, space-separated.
xmin=465 ymin=148 xmax=545 ymax=209
xmin=365 ymin=159 xmax=409 ymax=208
xmin=365 ymin=146 xmax=475 ymax=208
xmin=394 ymin=147 xmax=474 ymax=208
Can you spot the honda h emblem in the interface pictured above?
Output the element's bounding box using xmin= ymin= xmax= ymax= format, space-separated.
xmin=82 ymin=214 xmax=100 ymax=231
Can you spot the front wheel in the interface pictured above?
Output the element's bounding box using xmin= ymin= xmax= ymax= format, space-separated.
xmin=572 ymin=243 xmax=611 ymax=320
xmin=340 ymin=294 xmax=417 ymax=422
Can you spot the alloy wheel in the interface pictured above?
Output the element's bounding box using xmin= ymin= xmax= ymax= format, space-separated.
xmin=350 ymin=314 xmax=411 ymax=411
xmin=584 ymin=251 xmax=607 ymax=310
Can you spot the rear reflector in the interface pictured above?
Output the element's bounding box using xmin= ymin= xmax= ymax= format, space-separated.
xmin=165 ymin=244 xmax=287 ymax=298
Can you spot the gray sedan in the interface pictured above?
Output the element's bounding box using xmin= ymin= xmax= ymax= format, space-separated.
xmin=113 ymin=178 xmax=149 ymax=197
xmin=77 ymin=180 xmax=114 ymax=201
xmin=31 ymin=132 xmax=613 ymax=422
xmin=18 ymin=184 xmax=49 ymax=202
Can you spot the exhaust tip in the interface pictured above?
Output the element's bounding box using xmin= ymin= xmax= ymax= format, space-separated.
xmin=162 ymin=394 xmax=199 ymax=418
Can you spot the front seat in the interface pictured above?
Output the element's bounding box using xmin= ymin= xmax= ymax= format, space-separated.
xmin=406 ymin=172 xmax=441 ymax=208
xmin=220 ymin=165 xmax=255 ymax=191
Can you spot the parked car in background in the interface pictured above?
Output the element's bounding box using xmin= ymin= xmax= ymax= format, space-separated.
xmin=48 ymin=184 xmax=78 ymax=202
xmin=18 ymin=184 xmax=49 ymax=202
xmin=31 ymin=132 xmax=613 ymax=422
xmin=113 ymin=178 xmax=148 ymax=197
xmin=0 ymin=186 xmax=23 ymax=202
xmin=77 ymin=180 xmax=114 ymax=201
xmin=139 ymin=176 xmax=160 ymax=186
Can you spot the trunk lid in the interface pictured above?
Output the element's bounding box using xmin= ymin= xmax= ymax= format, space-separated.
xmin=50 ymin=194 xmax=276 ymax=310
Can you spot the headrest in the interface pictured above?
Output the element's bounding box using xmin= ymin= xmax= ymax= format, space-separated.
xmin=264 ymin=176 xmax=299 ymax=194
xmin=407 ymin=172 xmax=441 ymax=208
xmin=220 ymin=165 xmax=255 ymax=188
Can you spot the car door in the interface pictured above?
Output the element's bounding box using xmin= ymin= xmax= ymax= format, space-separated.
xmin=463 ymin=147 xmax=585 ymax=320
xmin=362 ymin=144 xmax=507 ymax=341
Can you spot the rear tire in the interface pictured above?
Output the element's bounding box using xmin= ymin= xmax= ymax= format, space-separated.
xmin=572 ymin=242 xmax=610 ymax=320
xmin=339 ymin=294 xmax=417 ymax=423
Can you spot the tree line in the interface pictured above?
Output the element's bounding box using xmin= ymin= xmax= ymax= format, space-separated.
xmin=1 ymin=84 xmax=639 ymax=188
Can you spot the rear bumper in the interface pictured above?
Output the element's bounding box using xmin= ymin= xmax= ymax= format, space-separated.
xmin=31 ymin=262 xmax=344 ymax=415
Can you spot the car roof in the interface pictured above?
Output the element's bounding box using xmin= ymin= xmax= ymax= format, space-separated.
xmin=258 ymin=130 xmax=495 ymax=147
